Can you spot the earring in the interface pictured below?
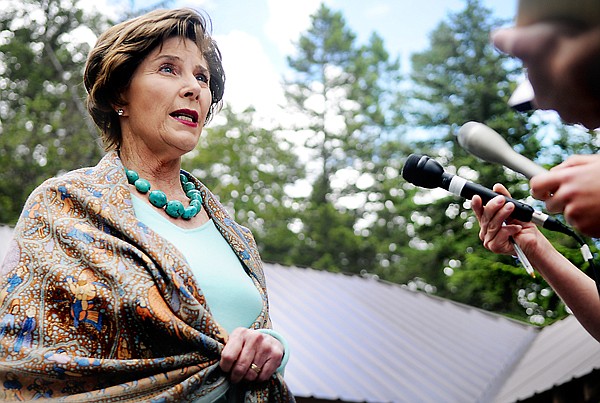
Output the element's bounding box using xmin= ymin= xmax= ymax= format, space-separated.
xmin=116 ymin=109 xmax=124 ymax=116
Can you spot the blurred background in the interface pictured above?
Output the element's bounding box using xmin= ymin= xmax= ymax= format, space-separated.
xmin=1 ymin=0 xmax=598 ymax=328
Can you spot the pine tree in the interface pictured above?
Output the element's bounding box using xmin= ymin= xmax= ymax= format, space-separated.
xmin=283 ymin=4 xmax=405 ymax=274
xmin=182 ymin=106 xmax=305 ymax=265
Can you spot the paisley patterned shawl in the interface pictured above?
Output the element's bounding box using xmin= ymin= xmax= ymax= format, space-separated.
xmin=0 ymin=151 xmax=294 ymax=402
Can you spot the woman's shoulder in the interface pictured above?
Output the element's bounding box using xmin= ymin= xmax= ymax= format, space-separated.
xmin=33 ymin=152 xmax=122 ymax=194
xmin=29 ymin=168 xmax=98 ymax=202
xmin=24 ymin=154 xmax=125 ymax=211
xmin=182 ymin=172 xmax=256 ymax=238
xmin=42 ymin=166 xmax=93 ymax=185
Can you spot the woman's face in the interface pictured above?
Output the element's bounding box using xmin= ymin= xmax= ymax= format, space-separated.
xmin=120 ymin=36 xmax=212 ymax=160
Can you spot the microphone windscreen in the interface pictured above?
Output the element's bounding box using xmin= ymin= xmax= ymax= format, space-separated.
xmin=402 ymin=154 xmax=447 ymax=189
xmin=401 ymin=154 xmax=424 ymax=185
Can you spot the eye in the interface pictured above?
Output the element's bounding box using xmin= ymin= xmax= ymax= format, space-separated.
xmin=195 ymin=73 xmax=209 ymax=85
xmin=159 ymin=64 xmax=177 ymax=75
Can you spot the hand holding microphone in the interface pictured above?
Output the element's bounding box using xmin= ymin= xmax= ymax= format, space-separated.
xmin=457 ymin=121 xmax=600 ymax=238
xmin=530 ymin=154 xmax=600 ymax=237
xmin=401 ymin=153 xmax=573 ymax=236
xmin=472 ymin=182 xmax=541 ymax=277
xmin=401 ymin=152 xmax=577 ymax=279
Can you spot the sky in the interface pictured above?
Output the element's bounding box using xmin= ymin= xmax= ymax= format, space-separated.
xmin=91 ymin=0 xmax=519 ymax=122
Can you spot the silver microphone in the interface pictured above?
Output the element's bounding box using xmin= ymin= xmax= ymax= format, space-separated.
xmin=457 ymin=121 xmax=547 ymax=179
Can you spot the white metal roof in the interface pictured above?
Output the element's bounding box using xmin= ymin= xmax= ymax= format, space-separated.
xmin=492 ymin=314 xmax=600 ymax=402
xmin=264 ymin=263 xmax=543 ymax=402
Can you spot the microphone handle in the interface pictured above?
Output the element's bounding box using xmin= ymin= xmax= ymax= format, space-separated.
xmin=440 ymin=173 xmax=535 ymax=222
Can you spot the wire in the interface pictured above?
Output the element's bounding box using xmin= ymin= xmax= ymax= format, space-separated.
xmin=554 ymin=222 xmax=600 ymax=298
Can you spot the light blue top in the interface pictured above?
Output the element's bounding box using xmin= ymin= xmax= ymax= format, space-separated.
xmin=130 ymin=194 xmax=290 ymax=394
xmin=130 ymin=195 xmax=263 ymax=334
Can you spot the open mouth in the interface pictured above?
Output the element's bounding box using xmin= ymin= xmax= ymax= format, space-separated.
xmin=170 ymin=109 xmax=199 ymax=124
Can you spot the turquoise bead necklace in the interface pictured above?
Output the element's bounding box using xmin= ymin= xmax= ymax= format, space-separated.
xmin=125 ymin=169 xmax=203 ymax=220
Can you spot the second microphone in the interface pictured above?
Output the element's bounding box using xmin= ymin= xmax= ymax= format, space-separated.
xmin=401 ymin=153 xmax=572 ymax=236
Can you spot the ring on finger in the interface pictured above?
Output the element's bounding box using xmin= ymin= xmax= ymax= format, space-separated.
xmin=250 ymin=363 xmax=262 ymax=374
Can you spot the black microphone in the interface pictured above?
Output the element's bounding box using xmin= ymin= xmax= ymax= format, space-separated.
xmin=401 ymin=154 xmax=572 ymax=235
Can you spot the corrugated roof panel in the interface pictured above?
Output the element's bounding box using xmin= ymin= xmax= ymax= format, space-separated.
xmin=266 ymin=267 xmax=432 ymax=401
xmin=265 ymin=264 xmax=538 ymax=402
xmin=493 ymin=314 xmax=600 ymax=402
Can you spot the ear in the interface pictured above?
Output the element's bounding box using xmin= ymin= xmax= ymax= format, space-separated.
xmin=112 ymin=103 xmax=129 ymax=117
xmin=111 ymin=95 xmax=129 ymax=117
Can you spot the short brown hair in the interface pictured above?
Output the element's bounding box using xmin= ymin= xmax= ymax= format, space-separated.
xmin=84 ymin=8 xmax=225 ymax=150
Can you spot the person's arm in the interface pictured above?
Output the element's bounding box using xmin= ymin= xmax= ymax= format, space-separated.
xmin=472 ymin=184 xmax=600 ymax=341
xmin=492 ymin=22 xmax=600 ymax=130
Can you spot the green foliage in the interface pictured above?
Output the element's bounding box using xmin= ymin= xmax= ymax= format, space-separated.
xmin=283 ymin=4 xmax=406 ymax=274
xmin=182 ymin=107 xmax=305 ymax=266
xmin=0 ymin=0 xmax=109 ymax=224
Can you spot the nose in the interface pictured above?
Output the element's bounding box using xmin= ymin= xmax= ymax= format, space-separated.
xmin=181 ymin=74 xmax=201 ymax=100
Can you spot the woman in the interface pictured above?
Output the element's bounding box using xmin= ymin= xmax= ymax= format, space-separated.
xmin=472 ymin=185 xmax=600 ymax=343
xmin=0 ymin=8 xmax=293 ymax=401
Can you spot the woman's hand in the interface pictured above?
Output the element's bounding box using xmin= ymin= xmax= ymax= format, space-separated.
xmin=530 ymin=154 xmax=600 ymax=237
xmin=220 ymin=328 xmax=284 ymax=383
xmin=471 ymin=184 xmax=541 ymax=256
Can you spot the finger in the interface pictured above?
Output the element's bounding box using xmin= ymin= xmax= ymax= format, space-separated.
xmin=491 ymin=25 xmax=550 ymax=61
xmin=219 ymin=335 xmax=243 ymax=373
xmin=251 ymin=342 xmax=283 ymax=382
xmin=543 ymin=190 xmax=566 ymax=214
xmin=492 ymin=23 xmax=579 ymax=62
xmin=245 ymin=361 xmax=262 ymax=382
xmin=563 ymin=203 xmax=580 ymax=227
xmin=483 ymin=220 xmax=522 ymax=255
xmin=471 ymin=195 xmax=483 ymax=220
xmin=230 ymin=346 xmax=256 ymax=383
xmin=484 ymin=200 xmax=515 ymax=242
xmin=530 ymin=173 xmax=560 ymax=200
xmin=502 ymin=223 xmax=523 ymax=237
xmin=246 ymin=356 xmax=271 ymax=383
xmin=491 ymin=183 xmax=511 ymax=197
xmin=477 ymin=195 xmax=507 ymax=241
xmin=481 ymin=196 xmax=521 ymax=242
xmin=491 ymin=27 xmax=524 ymax=56
xmin=563 ymin=204 xmax=600 ymax=237
xmin=481 ymin=202 xmax=515 ymax=251
xmin=551 ymin=154 xmax=600 ymax=170
xmin=222 ymin=329 xmax=260 ymax=383
xmin=243 ymin=333 xmax=284 ymax=382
